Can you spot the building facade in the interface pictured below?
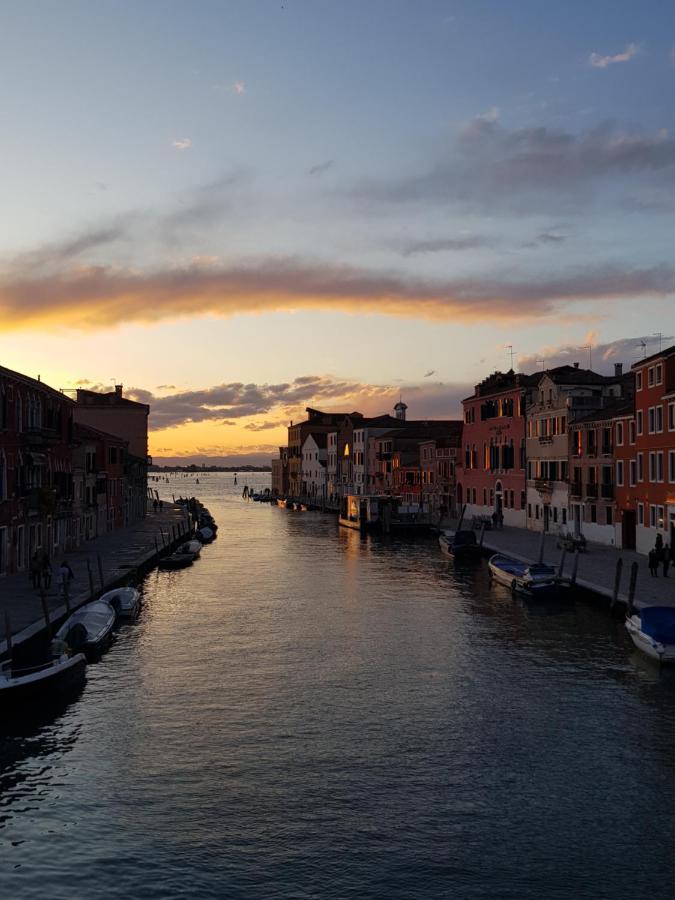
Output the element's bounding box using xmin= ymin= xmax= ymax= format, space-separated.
xmin=301 ymin=433 xmax=327 ymax=502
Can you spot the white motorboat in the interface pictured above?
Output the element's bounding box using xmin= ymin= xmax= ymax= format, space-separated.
xmin=0 ymin=653 xmax=87 ymax=709
xmin=99 ymin=587 xmax=141 ymax=621
xmin=626 ymin=607 xmax=675 ymax=663
xmin=488 ymin=554 xmax=560 ymax=597
xmin=178 ymin=540 xmax=202 ymax=559
xmin=52 ymin=599 xmax=116 ymax=660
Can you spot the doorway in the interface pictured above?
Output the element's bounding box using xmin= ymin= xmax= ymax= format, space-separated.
xmin=622 ymin=510 xmax=636 ymax=550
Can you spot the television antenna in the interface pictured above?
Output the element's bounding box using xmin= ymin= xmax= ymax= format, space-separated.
xmin=654 ymin=332 xmax=663 ymax=353
xmin=580 ymin=345 xmax=593 ymax=370
xmin=505 ymin=345 xmax=516 ymax=369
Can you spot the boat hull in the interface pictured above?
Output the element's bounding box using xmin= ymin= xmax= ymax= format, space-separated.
xmin=0 ymin=654 xmax=87 ymax=709
xmin=626 ymin=617 xmax=675 ymax=663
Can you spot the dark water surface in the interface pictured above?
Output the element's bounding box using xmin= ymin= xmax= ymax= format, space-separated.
xmin=3 ymin=473 xmax=675 ymax=899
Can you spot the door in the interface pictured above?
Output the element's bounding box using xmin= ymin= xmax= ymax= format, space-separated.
xmin=622 ymin=510 xmax=636 ymax=550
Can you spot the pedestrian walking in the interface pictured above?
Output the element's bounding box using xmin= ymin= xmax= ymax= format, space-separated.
xmin=153 ymin=499 xmax=158 ymax=513
xmin=648 ymin=549 xmax=658 ymax=577
xmin=57 ymin=560 xmax=74 ymax=597
xmin=29 ymin=552 xmax=42 ymax=589
xmin=663 ymin=543 xmax=671 ymax=578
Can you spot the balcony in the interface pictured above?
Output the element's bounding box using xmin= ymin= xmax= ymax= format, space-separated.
xmin=535 ymin=479 xmax=554 ymax=494
xmin=601 ymin=445 xmax=612 ymax=457
xmin=538 ymin=435 xmax=553 ymax=445
xmin=585 ymin=483 xmax=598 ymax=499
xmin=600 ymin=483 xmax=614 ymax=499
xmin=376 ymin=451 xmax=392 ymax=461
xmin=570 ymin=482 xmax=582 ymax=498
xmin=586 ymin=447 xmax=597 ymax=458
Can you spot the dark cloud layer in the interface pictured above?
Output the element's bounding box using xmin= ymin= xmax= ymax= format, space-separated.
xmin=360 ymin=117 xmax=675 ymax=213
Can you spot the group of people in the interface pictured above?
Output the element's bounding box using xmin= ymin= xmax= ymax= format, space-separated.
xmin=29 ymin=551 xmax=75 ymax=596
xmin=648 ymin=533 xmax=674 ymax=577
xmin=152 ymin=499 xmax=164 ymax=513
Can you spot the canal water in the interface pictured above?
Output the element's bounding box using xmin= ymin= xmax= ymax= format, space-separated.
xmin=3 ymin=473 xmax=675 ymax=899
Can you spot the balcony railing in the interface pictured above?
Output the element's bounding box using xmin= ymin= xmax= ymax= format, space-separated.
xmin=600 ymin=483 xmax=614 ymax=499
xmin=535 ymin=479 xmax=554 ymax=493
xmin=585 ymin=483 xmax=598 ymax=499
xmin=538 ymin=435 xmax=554 ymax=444
xmin=601 ymin=445 xmax=612 ymax=456
xmin=570 ymin=482 xmax=582 ymax=498
xmin=25 ymin=426 xmax=60 ymax=447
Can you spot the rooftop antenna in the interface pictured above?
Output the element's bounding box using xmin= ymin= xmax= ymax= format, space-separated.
xmin=580 ymin=345 xmax=593 ymax=370
xmin=536 ymin=358 xmax=545 ymax=371
xmin=640 ymin=340 xmax=647 ymax=358
xmin=505 ymin=345 xmax=515 ymax=369
xmin=654 ymin=332 xmax=663 ymax=353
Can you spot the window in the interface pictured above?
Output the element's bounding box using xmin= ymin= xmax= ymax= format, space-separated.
xmin=562 ymin=508 xmax=567 ymax=525
xmin=650 ymin=505 xmax=657 ymax=527
xmin=656 ymin=405 xmax=664 ymax=433
xmin=648 ymin=407 xmax=655 ymax=434
xmin=629 ymin=420 xmax=636 ymax=444
xmin=637 ymin=410 xmax=643 ymax=435
xmin=656 ymin=363 xmax=663 ymax=385
xmin=528 ymin=503 xmax=532 ymax=518
xmin=638 ymin=502 xmax=644 ymax=525
xmin=605 ymin=507 xmax=613 ymax=526
xmin=616 ymin=422 xmax=624 ymax=446
xmin=638 ymin=453 xmax=644 ymax=482
xmin=657 ymin=451 xmax=664 ymax=483
xmin=658 ymin=506 xmax=665 ymax=529
xmin=616 ymin=460 xmax=624 ymax=486
xmin=629 ymin=460 xmax=637 ymax=487
xmin=669 ymin=451 xmax=675 ymax=483
xmin=649 ymin=452 xmax=656 ymax=482
xmin=648 ymin=367 xmax=655 ymax=387
xmin=636 ymin=371 xmax=643 ymax=391
xmin=553 ymin=507 xmax=558 ymax=523
xmin=590 ymin=504 xmax=597 ymax=523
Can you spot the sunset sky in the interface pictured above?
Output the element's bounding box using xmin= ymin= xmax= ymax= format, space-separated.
xmin=2 ymin=0 xmax=675 ymax=465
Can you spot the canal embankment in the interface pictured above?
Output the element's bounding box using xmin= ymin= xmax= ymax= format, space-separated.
xmin=0 ymin=500 xmax=194 ymax=660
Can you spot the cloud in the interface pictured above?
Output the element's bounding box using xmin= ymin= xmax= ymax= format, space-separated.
xmin=517 ymin=334 xmax=673 ymax=374
xmin=589 ymin=43 xmax=640 ymax=69
xmin=156 ymin=384 xmax=176 ymax=390
xmin=1 ymin=256 xmax=675 ymax=333
xmin=244 ymin=420 xmax=287 ymax=432
xmin=357 ymin=117 xmax=675 ymax=213
xmin=171 ymin=138 xmax=193 ymax=151
xmin=395 ymin=235 xmax=497 ymax=256
xmin=309 ymin=160 xmax=335 ymax=176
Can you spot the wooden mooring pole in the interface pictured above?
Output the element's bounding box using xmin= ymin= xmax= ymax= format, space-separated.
xmin=39 ymin=588 xmax=52 ymax=639
xmin=558 ymin=549 xmax=567 ymax=579
xmin=628 ymin=561 xmax=639 ymax=614
xmin=611 ymin=557 xmax=623 ymax=609
xmin=479 ymin=521 xmax=486 ymax=547
xmin=97 ymin=553 xmax=105 ymax=589
xmin=537 ymin=530 xmax=545 ymax=564
xmin=86 ymin=558 xmax=95 ymax=597
xmin=570 ymin=550 xmax=580 ymax=588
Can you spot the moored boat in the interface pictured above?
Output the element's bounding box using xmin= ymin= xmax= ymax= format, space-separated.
xmin=196 ymin=525 xmax=215 ymax=543
xmin=52 ymin=599 xmax=116 ymax=660
xmin=178 ymin=540 xmax=202 ymax=559
xmin=626 ymin=606 xmax=675 ymax=663
xmin=438 ymin=529 xmax=481 ymax=559
xmin=0 ymin=653 xmax=87 ymax=708
xmin=158 ymin=552 xmax=194 ymax=570
xmin=99 ymin=587 xmax=141 ymax=621
xmin=488 ymin=554 xmax=560 ymax=597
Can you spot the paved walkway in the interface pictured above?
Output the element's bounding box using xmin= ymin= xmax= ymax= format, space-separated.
xmin=0 ymin=502 xmax=191 ymax=651
xmin=468 ymin=524 xmax=675 ymax=608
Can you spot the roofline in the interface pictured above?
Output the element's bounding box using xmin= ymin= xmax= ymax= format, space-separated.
xmin=631 ymin=344 xmax=675 ymax=369
xmin=0 ymin=365 xmax=75 ymax=405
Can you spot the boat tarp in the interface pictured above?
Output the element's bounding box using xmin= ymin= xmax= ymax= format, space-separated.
xmin=454 ymin=530 xmax=477 ymax=547
xmin=639 ymin=607 xmax=675 ymax=643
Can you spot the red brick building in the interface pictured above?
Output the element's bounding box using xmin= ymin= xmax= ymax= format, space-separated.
xmin=457 ymin=371 xmax=538 ymax=526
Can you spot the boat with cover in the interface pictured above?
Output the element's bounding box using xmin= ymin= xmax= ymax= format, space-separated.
xmin=438 ymin=529 xmax=481 ymax=559
xmin=626 ymin=606 xmax=675 ymax=663
xmin=0 ymin=652 xmax=87 ymax=708
xmin=488 ymin=554 xmax=560 ymax=597
xmin=52 ymin=599 xmax=116 ymax=660
xmin=99 ymin=587 xmax=141 ymax=621
xmin=196 ymin=525 xmax=215 ymax=543
xmin=178 ymin=540 xmax=202 ymax=559
xmin=158 ymin=551 xmax=194 ymax=570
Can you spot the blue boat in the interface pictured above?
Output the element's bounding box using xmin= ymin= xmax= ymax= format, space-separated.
xmin=626 ymin=606 xmax=675 ymax=663
xmin=488 ymin=554 xmax=560 ymax=597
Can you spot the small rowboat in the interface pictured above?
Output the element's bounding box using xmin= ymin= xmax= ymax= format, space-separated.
xmin=488 ymin=554 xmax=560 ymax=597
xmin=99 ymin=587 xmax=141 ymax=621
xmin=0 ymin=653 xmax=87 ymax=708
xmin=626 ymin=606 xmax=675 ymax=663
xmin=438 ymin=529 xmax=481 ymax=559
xmin=158 ymin=552 xmax=194 ymax=570
xmin=178 ymin=540 xmax=202 ymax=559
xmin=52 ymin=600 xmax=116 ymax=660
xmin=196 ymin=526 xmax=215 ymax=543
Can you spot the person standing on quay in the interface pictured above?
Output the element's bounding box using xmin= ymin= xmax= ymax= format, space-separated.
xmin=663 ymin=543 xmax=671 ymax=578
xmin=41 ymin=551 xmax=52 ymax=590
xmin=648 ymin=549 xmax=658 ymax=577
xmin=58 ymin=561 xmax=74 ymax=598
xmin=29 ymin=552 xmax=42 ymax=589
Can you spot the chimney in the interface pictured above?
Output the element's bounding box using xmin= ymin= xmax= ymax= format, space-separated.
xmin=573 ymin=362 xmax=579 ymax=369
xmin=114 ymin=384 xmax=123 ymax=397
xmin=614 ymin=363 xmax=623 ymax=377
